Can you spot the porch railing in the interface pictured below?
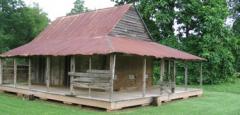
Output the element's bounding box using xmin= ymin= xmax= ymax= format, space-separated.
xmin=68 ymin=70 xmax=112 ymax=97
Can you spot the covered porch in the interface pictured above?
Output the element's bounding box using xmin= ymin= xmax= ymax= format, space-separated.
xmin=0 ymin=54 xmax=203 ymax=111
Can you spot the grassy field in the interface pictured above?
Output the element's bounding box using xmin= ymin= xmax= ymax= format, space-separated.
xmin=1 ymin=80 xmax=240 ymax=115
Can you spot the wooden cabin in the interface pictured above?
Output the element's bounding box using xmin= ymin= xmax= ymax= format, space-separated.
xmin=0 ymin=4 xmax=205 ymax=111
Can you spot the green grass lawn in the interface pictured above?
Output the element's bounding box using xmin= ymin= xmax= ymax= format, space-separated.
xmin=1 ymin=80 xmax=240 ymax=115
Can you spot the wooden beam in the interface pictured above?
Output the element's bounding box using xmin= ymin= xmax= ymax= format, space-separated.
xmin=172 ymin=61 xmax=176 ymax=93
xmin=173 ymin=61 xmax=176 ymax=83
xmin=142 ymin=57 xmax=147 ymax=97
xmin=109 ymin=54 xmax=116 ymax=101
xmin=184 ymin=62 xmax=188 ymax=91
xmin=160 ymin=59 xmax=165 ymax=82
xmin=160 ymin=59 xmax=165 ymax=95
xmin=89 ymin=56 xmax=92 ymax=70
xmin=14 ymin=59 xmax=17 ymax=88
xmin=200 ymin=62 xmax=203 ymax=88
xmin=28 ymin=58 xmax=32 ymax=89
xmin=168 ymin=60 xmax=171 ymax=83
xmin=0 ymin=58 xmax=2 ymax=85
xmin=46 ymin=57 xmax=50 ymax=91
xmin=70 ymin=56 xmax=75 ymax=95
xmin=88 ymin=56 xmax=92 ymax=97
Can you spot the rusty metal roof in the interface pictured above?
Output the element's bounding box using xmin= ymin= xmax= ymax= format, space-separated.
xmin=0 ymin=4 xmax=204 ymax=61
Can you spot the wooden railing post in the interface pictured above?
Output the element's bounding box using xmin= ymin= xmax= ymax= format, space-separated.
xmin=0 ymin=58 xmax=2 ymax=85
xmin=28 ymin=57 xmax=32 ymax=89
xmin=13 ymin=58 xmax=17 ymax=88
xmin=184 ymin=62 xmax=188 ymax=91
xmin=142 ymin=57 xmax=147 ymax=97
xmin=109 ymin=54 xmax=116 ymax=101
xmin=46 ymin=57 xmax=50 ymax=91
xmin=70 ymin=56 xmax=75 ymax=95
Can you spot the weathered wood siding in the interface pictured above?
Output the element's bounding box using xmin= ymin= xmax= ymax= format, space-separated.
xmin=32 ymin=57 xmax=46 ymax=84
xmin=75 ymin=55 xmax=108 ymax=72
xmin=29 ymin=55 xmax=153 ymax=90
xmin=50 ymin=57 xmax=65 ymax=86
xmin=114 ymin=55 xmax=153 ymax=91
xmin=31 ymin=57 xmax=66 ymax=86
xmin=109 ymin=7 xmax=150 ymax=41
xmin=69 ymin=70 xmax=112 ymax=90
xmin=2 ymin=59 xmax=28 ymax=84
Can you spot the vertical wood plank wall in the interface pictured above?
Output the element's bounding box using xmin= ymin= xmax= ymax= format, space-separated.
xmin=50 ymin=57 xmax=65 ymax=86
xmin=114 ymin=55 xmax=153 ymax=91
xmin=29 ymin=55 xmax=153 ymax=91
xmin=109 ymin=7 xmax=150 ymax=41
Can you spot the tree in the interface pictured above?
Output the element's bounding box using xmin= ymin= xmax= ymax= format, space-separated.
xmin=227 ymin=0 xmax=240 ymax=19
xmin=112 ymin=0 xmax=238 ymax=84
xmin=67 ymin=0 xmax=88 ymax=15
xmin=227 ymin=0 xmax=240 ymax=72
xmin=112 ymin=0 xmax=176 ymax=41
xmin=232 ymin=18 xmax=240 ymax=72
xmin=0 ymin=0 xmax=49 ymax=53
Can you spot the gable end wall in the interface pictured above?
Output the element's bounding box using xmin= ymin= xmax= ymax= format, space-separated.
xmin=109 ymin=7 xmax=151 ymax=41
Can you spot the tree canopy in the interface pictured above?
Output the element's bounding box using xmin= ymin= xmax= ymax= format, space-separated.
xmin=67 ymin=0 xmax=88 ymax=15
xmin=228 ymin=0 xmax=240 ymax=72
xmin=112 ymin=0 xmax=240 ymax=84
xmin=0 ymin=0 xmax=49 ymax=53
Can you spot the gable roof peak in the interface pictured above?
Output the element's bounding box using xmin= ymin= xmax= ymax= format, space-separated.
xmin=56 ymin=4 xmax=132 ymax=21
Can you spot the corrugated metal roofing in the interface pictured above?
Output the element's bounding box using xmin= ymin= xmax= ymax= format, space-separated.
xmin=0 ymin=4 xmax=204 ymax=61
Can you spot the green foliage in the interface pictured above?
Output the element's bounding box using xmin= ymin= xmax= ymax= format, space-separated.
xmin=0 ymin=0 xmax=49 ymax=53
xmin=112 ymin=0 xmax=239 ymax=84
xmin=232 ymin=18 xmax=240 ymax=72
xmin=67 ymin=0 xmax=88 ymax=15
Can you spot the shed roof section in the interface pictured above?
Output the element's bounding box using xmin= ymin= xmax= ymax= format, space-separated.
xmin=0 ymin=4 xmax=204 ymax=61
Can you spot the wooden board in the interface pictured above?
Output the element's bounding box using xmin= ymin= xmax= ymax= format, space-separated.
xmin=69 ymin=70 xmax=112 ymax=90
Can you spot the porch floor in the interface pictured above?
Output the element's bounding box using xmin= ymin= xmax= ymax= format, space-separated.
xmin=0 ymin=84 xmax=203 ymax=111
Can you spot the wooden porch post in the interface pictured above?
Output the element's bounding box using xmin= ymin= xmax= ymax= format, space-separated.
xmin=184 ymin=62 xmax=188 ymax=91
xmin=28 ymin=58 xmax=32 ymax=89
xmin=160 ymin=59 xmax=165 ymax=94
xmin=173 ymin=61 xmax=176 ymax=83
xmin=0 ymin=58 xmax=2 ymax=85
xmin=46 ymin=57 xmax=50 ymax=91
xmin=88 ymin=56 xmax=92 ymax=97
xmin=160 ymin=59 xmax=165 ymax=82
xmin=142 ymin=57 xmax=147 ymax=97
xmin=168 ymin=60 xmax=171 ymax=83
xmin=172 ymin=60 xmax=176 ymax=93
xmin=109 ymin=54 xmax=116 ymax=101
xmin=13 ymin=58 xmax=17 ymax=88
xmin=89 ymin=56 xmax=92 ymax=70
xmin=200 ymin=62 xmax=203 ymax=88
xmin=70 ymin=56 xmax=75 ymax=95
